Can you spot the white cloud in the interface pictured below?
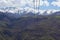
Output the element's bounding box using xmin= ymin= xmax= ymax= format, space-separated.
xmin=0 ymin=0 xmax=49 ymax=8
xmin=33 ymin=0 xmax=49 ymax=8
xmin=43 ymin=1 xmax=49 ymax=6
xmin=0 ymin=0 xmax=50 ymax=13
xmin=51 ymin=0 xmax=60 ymax=7
xmin=0 ymin=0 xmax=27 ymax=7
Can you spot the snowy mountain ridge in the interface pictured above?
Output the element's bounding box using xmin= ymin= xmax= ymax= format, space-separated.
xmin=0 ymin=7 xmax=60 ymax=15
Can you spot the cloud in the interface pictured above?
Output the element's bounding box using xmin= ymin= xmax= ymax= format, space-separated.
xmin=43 ymin=0 xmax=49 ymax=6
xmin=33 ymin=0 xmax=49 ymax=8
xmin=51 ymin=0 xmax=60 ymax=7
xmin=0 ymin=0 xmax=50 ymax=8
xmin=0 ymin=0 xmax=27 ymax=7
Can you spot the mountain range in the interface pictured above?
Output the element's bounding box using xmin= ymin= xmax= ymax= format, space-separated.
xmin=0 ymin=7 xmax=60 ymax=15
xmin=0 ymin=9 xmax=60 ymax=18
xmin=0 ymin=9 xmax=60 ymax=40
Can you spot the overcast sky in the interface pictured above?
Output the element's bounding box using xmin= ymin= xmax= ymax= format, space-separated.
xmin=0 ymin=0 xmax=60 ymax=10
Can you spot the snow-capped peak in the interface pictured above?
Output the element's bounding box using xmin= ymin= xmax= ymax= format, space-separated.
xmin=0 ymin=7 xmax=60 ymax=15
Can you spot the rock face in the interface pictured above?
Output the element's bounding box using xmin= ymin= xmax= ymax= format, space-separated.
xmin=0 ymin=11 xmax=60 ymax=40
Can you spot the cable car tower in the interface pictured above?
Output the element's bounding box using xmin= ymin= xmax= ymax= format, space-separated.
xmin=34 ymin=0 xmax=40 ymax=13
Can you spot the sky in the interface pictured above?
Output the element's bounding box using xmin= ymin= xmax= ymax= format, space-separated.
xmin=0 ymin=0 xmax=60 ymax=10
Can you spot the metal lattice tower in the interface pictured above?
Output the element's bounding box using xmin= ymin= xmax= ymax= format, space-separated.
xmin=34 ymin=0 xmax=40 ymax=13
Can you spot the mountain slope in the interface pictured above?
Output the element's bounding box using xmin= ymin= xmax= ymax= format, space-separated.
xmin=0 ymin=11 xmax=60 ymax=40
